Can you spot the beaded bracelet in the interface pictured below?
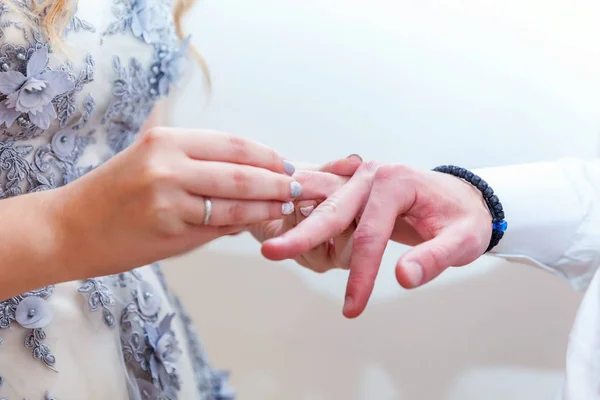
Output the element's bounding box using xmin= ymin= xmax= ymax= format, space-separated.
xmin=432 ymin=165 xmax=507 ymax=252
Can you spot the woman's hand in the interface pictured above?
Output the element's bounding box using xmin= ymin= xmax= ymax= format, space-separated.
xmin=248 ymin=155 xmax=362 ymax=273
xmin=261 ymin=162 xmax=492 ymax=318
xmin=54 ymin=127 xmax=302 ymax=280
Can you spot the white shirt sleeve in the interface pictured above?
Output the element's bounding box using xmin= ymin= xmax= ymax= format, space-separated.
xmin=475 ymin=158 xmax=600 ymax=291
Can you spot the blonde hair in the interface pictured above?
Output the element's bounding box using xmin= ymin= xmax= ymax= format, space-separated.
xmin=27 ymin=0 xmax=210 ymax=82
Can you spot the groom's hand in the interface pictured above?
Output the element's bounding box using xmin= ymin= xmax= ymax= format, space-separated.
xmin=262 ymin=162 xmax=492 ymax=319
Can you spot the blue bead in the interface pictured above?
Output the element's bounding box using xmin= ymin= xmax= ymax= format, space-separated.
xmin=493 ymin=220 xmax=507 ymax=232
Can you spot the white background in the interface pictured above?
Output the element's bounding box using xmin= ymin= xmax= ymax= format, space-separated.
xmin=167 ymin=0 xmax=600 ymax=398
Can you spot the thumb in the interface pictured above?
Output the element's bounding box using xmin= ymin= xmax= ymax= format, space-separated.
xmin=395 ymin=228 xmax=480 ymax=288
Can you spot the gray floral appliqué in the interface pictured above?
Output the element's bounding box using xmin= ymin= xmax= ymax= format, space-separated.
xmin=104 ymin=0 xmax=173 ymax=45
xmin=0 ymin=47 xmax=75 ymax=129
xmin=0 ymin=286 xmax=57 ymax=371
xmin=150 ymin=36 xmax=189 ymax=97
xmin=78 ymin=278 xmax=117 ymax=329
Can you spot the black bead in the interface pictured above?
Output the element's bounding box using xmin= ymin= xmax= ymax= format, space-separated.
xmin=471 ymin=176 xmax=481 ymax=185
xmin=465 ymin=171 xmax=474 ymax=180
xmin=496 ymin=211 xmax=505 ymax=220
xmin=477 ymin=180 xmax=488 ymax=191
xmin=457 ymin=168 xmax=466 ymax=178
xmin=488 ymin=195 xmax=499 ymax=205
xmin=483 ymin=186 xmax=494 ymax=198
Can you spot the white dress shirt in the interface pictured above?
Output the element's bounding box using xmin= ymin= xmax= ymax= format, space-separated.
xmin=477 ymin=159 xmax=600 ymax=400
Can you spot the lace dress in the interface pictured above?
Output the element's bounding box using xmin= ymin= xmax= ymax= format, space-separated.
xmin=0 ymin=1 xmax=234 ymax=399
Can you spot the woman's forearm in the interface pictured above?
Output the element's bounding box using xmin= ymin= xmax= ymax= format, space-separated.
xmin=0 ymin=189 xmax=71 ymax=299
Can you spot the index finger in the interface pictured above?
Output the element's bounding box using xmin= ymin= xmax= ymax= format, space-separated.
xmin=262 ymin=163 xmax=377 ymax=261
xmin=169 ymin=128 xmax=288 ymax=174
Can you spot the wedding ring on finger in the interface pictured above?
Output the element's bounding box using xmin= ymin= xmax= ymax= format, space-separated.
xmin=203 ymin=197 xmax=213 ymax=225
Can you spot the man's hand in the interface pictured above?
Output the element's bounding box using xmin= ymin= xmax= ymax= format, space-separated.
xmin=262 ymin=162 xmax=492 ymax=318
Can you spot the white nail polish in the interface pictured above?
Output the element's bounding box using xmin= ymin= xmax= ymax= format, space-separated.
xmin=300 ymin=205 xmax=314 ymax=217
xmin=290 ymin=181 xmax=302 ymax=198
xmin=282 ymin=202 xmax=295 ymax=215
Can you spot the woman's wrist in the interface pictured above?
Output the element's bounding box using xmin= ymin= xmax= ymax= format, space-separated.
xmin=0 ymin=189 xmax=77 ymax=298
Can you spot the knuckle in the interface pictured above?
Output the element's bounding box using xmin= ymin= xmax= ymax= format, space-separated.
xmin=352 ymin=226 xmax=378 ymax=249
xmin=359 ymin=160 xmax=380 ymax=173
xmin=314 ymin=198 xmax=338 ymax=215
xmin=141 ymin=127 xmax=171 ymax=148
xmin=427 ymin=242 xmax=451 ymax=270
xmin=231 ymin=169 xmax=251 ymax=194
xmin=228 ymin=135 xmax=250 ymax=160
xmin=374 ymin=163 xmax=410 ymax=181
xmin=227 ymin=202 xmax=248 ymax=223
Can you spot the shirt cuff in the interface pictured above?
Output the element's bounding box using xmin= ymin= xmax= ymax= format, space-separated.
xmin=475 ymin=160 xmax=597 ymax=291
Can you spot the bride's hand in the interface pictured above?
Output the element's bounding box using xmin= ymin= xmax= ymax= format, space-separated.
xmin=54 ymin=127 xmax=301 ymax=281
xmin=248 ymin=155 xmax=362 ymax=272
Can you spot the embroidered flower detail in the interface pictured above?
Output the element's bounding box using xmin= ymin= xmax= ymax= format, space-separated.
xmin=149 ymin=37 xmax=189 ymax=96
xmin=0 ymin=47 xmax=75 ymax=129
xmin=135 ymin=281 xmax=161 ymax=318
xmin=15 ymin=296 xmax=52 ymax=329
xmin=131 ymin=0 xmax=171 ymax=44
xmin=78 ymin=278 xmax=116 ymax=329
xmin=24 ymin=327 xmax=57 ymax=371
xmin=145 ymin=314 xmax=181 ymax=392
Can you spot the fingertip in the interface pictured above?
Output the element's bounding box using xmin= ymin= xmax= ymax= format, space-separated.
xmin=261 ymin=238 xmax=287 ymax=260
xmin=342 ymin=298 xmax=355 ymax=318
xmin=262 ymin=236 xmax=303 ymax=261
xmin=321 ymin=156 xmax=361 ymax=176
xmin=342 ymin=295 xmax=367 ymax=319
xmin=395 ymin=261 xmax=423 ymax=289
xmin=346 ymin=154 xmax=363 ymax=170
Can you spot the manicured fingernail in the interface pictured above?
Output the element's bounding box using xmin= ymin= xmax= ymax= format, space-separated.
xmin=347 ymin=154 xmax=363 ymax=162
xmin=300 ymin=205 xmax=314 ymax=217
xmin=283 ymin=160 xmax=296 ymax=176
xmin=404 ymin=261 xmax=423 ymax=287
xmin=290 ymin=181 xmax=302 ymax=198
xmin=282 ymin=202 xmax=294 ymax=215
xmin=343 ymin=296 xmax=353 ymax=314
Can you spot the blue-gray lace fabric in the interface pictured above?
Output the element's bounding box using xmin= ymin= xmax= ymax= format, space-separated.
xmin=0 ymin=1 xmax=234 ymax=399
